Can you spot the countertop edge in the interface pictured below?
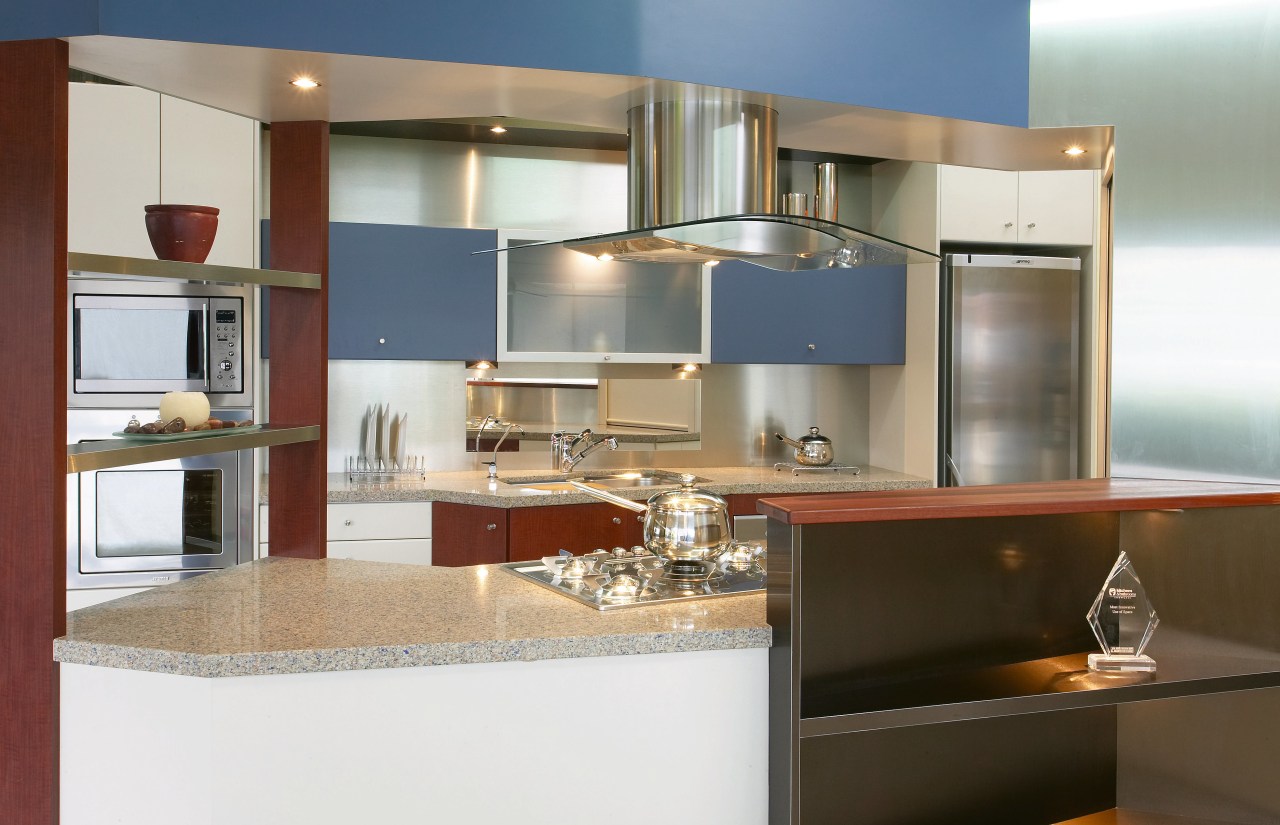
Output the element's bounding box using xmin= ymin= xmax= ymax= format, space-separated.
xmin=55 ymin=627 xmax=772 ymax=678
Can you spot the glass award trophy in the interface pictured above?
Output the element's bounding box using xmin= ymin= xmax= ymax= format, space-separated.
xmin=1087 ymin=551 xmax=1159 ymax=672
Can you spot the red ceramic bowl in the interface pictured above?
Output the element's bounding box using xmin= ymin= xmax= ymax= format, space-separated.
xmin=144 ymin=204 xmax=220 ymax=263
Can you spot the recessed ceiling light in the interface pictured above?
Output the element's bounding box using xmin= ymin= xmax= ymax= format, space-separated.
xmin=1063 ymin=146 xmax=1087 ymax=156
xmin=490 ymin=125 xmax=508 ymax=134
xmin=596 ymin=253 xmax=614 ymax=262
xmin=289 ymin=77 xmax=321 ymax=89
xmin=703 ymin=260 xmax=720 ymax=267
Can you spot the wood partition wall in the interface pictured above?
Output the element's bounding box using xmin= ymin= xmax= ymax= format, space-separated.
xmin=267 ymin=122 xmax=329 ymax=558
xmin=0 ymin=39 xmax=68 ymax=825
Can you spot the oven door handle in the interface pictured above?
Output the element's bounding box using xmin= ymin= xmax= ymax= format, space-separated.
xmin=201 ymin=302 xmax=210 ymax=391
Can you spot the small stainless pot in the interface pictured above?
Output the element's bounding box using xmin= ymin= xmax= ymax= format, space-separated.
xmin=776 ymin=427 xmax=834 ymax=466
xmin=569 ymin=475 xmax=732 ymax=563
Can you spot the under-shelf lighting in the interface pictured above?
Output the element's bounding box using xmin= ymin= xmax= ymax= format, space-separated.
xmin=596 ymin=253 xmax=614 ymax=262
xmin=289 ymin=76 xmax=321 ymax=89
xmin=466 ymin=360 xmax=498 ymax=371
xmin=672 ymin=362 xmax=701 ymax=375
xmin=1063 ymin=146 xmax=1087 ymax=156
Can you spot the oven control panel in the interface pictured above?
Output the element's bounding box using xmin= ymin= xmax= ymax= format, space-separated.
xmin=210 ymin=298 xmax=242 ymax=393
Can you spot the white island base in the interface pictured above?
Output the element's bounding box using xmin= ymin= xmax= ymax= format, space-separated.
xmin=61 ymin=648 xmax=767 ymax=825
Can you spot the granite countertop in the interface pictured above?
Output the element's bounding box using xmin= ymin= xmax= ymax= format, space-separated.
xmin=55 ymin=557 xmax=768 ymax=678
xmin=274 ymin=465 xmax=930 ymax=506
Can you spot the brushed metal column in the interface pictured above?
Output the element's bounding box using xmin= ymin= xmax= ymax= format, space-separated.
xmin=627 ymin=100 xmax=777 ymax=229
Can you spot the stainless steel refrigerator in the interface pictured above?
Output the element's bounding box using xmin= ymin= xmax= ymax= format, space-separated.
xmin=939 ymin=254 xmax=1080 ymax=486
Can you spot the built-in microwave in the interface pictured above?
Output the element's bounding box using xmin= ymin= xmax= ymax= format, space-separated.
xmin=68 ymin=279 xmax=252 ymax=408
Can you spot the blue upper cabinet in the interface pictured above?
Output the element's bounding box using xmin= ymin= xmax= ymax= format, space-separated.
xmin=710 ymin=260 xmax=906 ymax=365
xmin=14 ymin=0 xmax=1031 ymax=127
xmin=263 ymin=222 xmax=496 ymax=361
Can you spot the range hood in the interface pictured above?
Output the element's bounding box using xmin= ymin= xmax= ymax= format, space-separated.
xmin=484 ymin=100 xmax=939 ymax=272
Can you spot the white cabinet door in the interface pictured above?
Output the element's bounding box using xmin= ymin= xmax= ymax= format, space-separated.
xmin=69 ymin=84 xmax=160 ymax=258
xmin=940 ymin=166 xmax=1097 ymax=246
xmin=1017 ymin=170 xmax=1096 ymax=246
xmin=326 ymin=539 xmax=433 ymax=565
xmin=327 ymin=502 xmax=432 ymax=541
xmin=159 ymin=96 xmax=257 ymax=268
xmin=938 ymin=166 xmax=1018 ymax=244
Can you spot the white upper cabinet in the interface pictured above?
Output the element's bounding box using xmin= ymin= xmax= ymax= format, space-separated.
xmin=69 ymin=84 xmax=160 ymax=259
xmin=69 ymin=83 xmax=257 ymax=266
xmin=158 ymin=96 xmax=257 ymax=267
xmin=497 ymin=229 xmax=711 ymax=363
xmin=939 ymin=166 xmax=1096 ymax=246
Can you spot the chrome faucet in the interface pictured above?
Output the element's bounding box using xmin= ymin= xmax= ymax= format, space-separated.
xmin=476 ymin=415 xmax=524 ymax=479
xmin=550 ymin=428 xmax=618 ymax=473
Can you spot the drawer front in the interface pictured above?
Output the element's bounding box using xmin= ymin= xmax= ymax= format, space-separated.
xmin=507 ymin=503 xmax=645 ymax=562
xmin=326 ymin=538 xmax=432 ymax=566
xmin=431 ymin=502 xmax=508 ymax=567
xmin=327 ymin=502 xmax=432 ymax=541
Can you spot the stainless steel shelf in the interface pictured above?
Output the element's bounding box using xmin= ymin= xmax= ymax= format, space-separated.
xmin=798 ymin=649 xmax=1280 ymax=738
xmin=68 ymin=252 xmax=321 ymax=289
xmin=1056 ymin=808 xmax=1244 ymax=825
xmin=67 ymin=425 xmax=321 ymax=473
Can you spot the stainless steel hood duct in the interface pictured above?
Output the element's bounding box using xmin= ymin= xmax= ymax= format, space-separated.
xmin=484 ymin=100 xmax=938 ymax=271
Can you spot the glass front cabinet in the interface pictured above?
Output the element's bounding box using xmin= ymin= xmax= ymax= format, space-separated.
xmin=497 ymin=229 xmax=711 ymax=363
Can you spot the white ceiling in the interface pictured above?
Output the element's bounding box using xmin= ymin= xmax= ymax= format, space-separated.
xmin=66 ymin=35 xmax=1110 ymax=171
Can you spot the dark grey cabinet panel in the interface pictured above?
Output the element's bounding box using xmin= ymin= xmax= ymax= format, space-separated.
xmin=709 ymin=260 xmax=906 ymax=364
xmin=262 ymin=222 xmax=496 ymax=360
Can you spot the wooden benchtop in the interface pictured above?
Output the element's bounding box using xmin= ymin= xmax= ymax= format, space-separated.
xmin=756 ymin=477 xmax=1280 ymax=525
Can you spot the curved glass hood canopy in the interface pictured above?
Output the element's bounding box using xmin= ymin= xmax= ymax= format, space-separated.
xmin=479 ymin=213 xmax=939 ymax=272
xmin=478 ymin=99 xmax=940 ymax=272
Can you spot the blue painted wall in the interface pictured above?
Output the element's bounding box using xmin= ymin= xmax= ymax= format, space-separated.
xmin=7 ymin=0 xmax=1030 ymax=126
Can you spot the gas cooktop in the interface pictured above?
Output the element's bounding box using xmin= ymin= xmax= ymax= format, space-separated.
xmin=500 ymin=544 xmax=766 ymax=611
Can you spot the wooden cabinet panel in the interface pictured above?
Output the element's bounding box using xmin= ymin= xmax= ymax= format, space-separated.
xmin=431 ymin=502 xmax=508 ymax=567
xmin=710 ymin=261 xmax=907 ymax=364
xmin=507 ymin=502 xmax=645 ymax=561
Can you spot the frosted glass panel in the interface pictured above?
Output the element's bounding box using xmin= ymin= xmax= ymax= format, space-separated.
xmin=504 ymin=239 xmax=703 ymax=355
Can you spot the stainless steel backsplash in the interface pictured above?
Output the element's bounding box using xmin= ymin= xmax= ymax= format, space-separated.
xmin=263 ymin=360 xmax=871 ymax=473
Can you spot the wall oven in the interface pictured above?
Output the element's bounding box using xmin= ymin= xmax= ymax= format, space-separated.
xmin=66 ymin=278 xmax=256 ymax=589
xmin=66 ymin=409 xmax=255 ymax=589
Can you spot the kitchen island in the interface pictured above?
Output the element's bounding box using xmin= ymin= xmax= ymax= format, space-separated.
xmin=57 ymin=557 xmax=768 ymax=824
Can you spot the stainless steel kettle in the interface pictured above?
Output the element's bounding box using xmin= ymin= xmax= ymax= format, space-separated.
xmin=776 ymin=427 xmax=834 ymax=466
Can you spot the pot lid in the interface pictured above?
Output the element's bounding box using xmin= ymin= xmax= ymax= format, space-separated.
xmin=647 ymin=474 xmax=728 ymax=513
xmin=478 ymin=214 xmax=938 ymax=273
xmin=799 ymin=426 xmax=831 ymax=444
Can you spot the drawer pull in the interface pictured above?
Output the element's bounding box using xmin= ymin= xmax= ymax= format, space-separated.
xmin=612 ymin=517 xmax=622 ymax=525
xmin=486 ymin=523 xmax=497 ymax=531
xmin=344 ymin=519 xmax=352 ymax=527
xmin=636 ymin=515 xmax=644 ymax=522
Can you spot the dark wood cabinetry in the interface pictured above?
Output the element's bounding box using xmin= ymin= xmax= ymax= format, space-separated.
xmin=507 ymin=503 xmax=645 ymax=561
xmin=430 ymin=502 xmax=508 ymax=567
xmin=431 ymin=501 xmax=645 ymax=565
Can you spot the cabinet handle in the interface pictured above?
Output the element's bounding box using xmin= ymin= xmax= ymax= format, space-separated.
xmin=344 ymin=519 xmax=352 ymax=526
xmin=378 ymin=338 xmax=386 ymax=344
xmin=486 ymin=523 xmax=497 ymax=531
xmin=612 ymin=517 xmax=622 ymax=525
xmin=1026 ymin=222 xmax=1036 ymax=229
xmin=636 ymin=515 xmax=644 ymax=522
xmin=1004 ymin=222 xmax=1014 ymax=228
xmin=807 ymin=343 xmax=816 ymax=351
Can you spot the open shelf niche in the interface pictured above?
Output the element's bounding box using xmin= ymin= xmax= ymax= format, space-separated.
xmin=762 ymin=479 xmax=1280 ymax=824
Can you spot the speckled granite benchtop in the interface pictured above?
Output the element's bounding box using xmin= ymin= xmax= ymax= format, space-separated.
xmin=264 ymin=465 xmax=930 ymax=506
xmin=55 ymin=557 xmax=769 ymax=678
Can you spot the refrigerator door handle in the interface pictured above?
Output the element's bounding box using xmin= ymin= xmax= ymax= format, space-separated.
xmin=945 ymin=453 xmax=966 ymax=487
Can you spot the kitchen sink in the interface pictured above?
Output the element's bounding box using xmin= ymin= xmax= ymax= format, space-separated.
xmin=503 ymin=469 xmax=707 ymax=492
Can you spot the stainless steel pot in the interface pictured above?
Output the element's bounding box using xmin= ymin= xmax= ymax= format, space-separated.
xmin=569 ymin=475 xmax=732 ymax=563
xmin=776 ymin=427 xmax=834 ymax=466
